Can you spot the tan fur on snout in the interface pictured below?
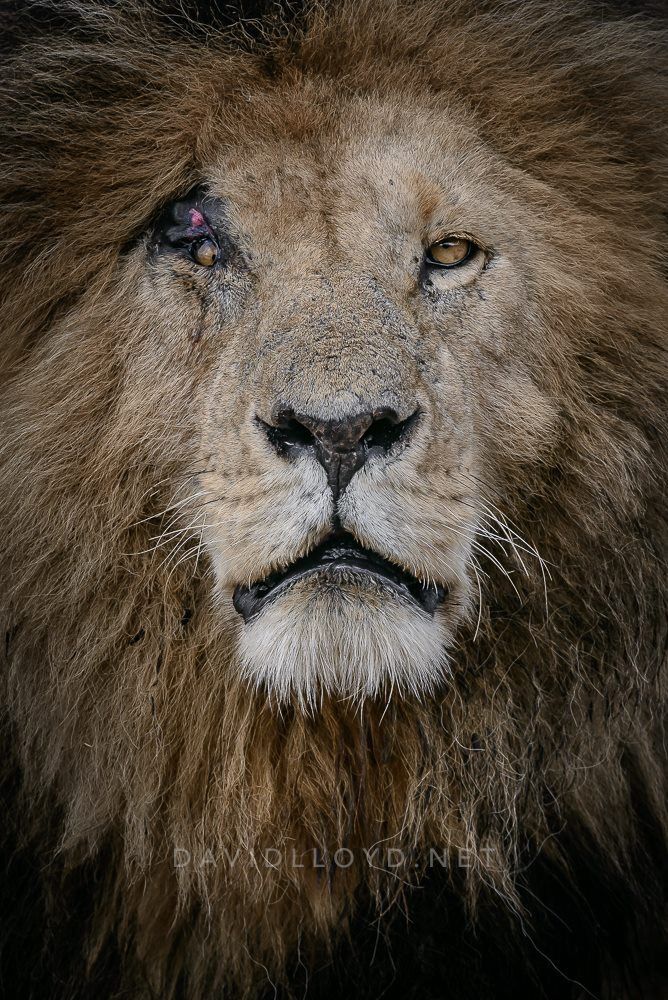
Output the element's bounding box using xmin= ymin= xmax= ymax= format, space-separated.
xmin=0 ymin=1 xmax=666 ymax=997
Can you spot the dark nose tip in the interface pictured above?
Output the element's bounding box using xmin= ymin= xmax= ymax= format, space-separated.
xmin=260 ymin=406 xmax=419 ymax=500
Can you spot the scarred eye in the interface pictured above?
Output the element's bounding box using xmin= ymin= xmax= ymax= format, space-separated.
xmin=151 ymin=188 xmax=229 ymax=269
xmin=426 ymin=237 xmax=473 ymax=268
xmin=192 ymin=238 xmax=219 ymax=267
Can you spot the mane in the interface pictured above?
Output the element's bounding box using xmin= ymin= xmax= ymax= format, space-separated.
xmin=0 ymin=2 xmax=666 ymax=997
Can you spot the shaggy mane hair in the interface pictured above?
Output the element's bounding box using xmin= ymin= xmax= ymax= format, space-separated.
xmin=0 ymin=2 xmax=666 ymax=998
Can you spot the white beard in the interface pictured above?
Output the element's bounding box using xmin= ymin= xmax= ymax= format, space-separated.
xmin=235 ymin=570 xmax=454 ymax=708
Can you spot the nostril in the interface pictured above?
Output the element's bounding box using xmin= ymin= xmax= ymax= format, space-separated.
xmin=257 ymin=410 xmax=317 ymax=456
xmin=294 ymin=422 xmax=314 ymax=446
xmin=363 ymin=408 xmax=420 ymax=454
xmin=362 ymin=417 xmax=397 ymax=450
xmin=275 ymin=417 xmax=315 ymax=449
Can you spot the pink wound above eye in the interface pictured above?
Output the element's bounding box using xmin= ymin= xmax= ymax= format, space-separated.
xmin=189 ymin=208 xmax=205 ymax=227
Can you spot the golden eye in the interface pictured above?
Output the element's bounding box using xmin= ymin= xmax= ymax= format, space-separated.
xmin=426 ymin=237 xmax=473 ymax=268
xmin=192 ymin=238 xmax=219 ymax=267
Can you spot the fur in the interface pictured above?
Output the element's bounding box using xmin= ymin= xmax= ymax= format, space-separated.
xmin=0 ymin=1 xmax=666 ymax=997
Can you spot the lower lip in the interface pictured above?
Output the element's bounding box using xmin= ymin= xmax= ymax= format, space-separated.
xmin=233 ymin=559 xmax=446 ymax=622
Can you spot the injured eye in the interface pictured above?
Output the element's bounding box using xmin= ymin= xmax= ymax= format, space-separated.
xmin=192 ymin=238 xmax=219 ymax=268
xmin=426 ymin=236 xmax=474 ymax=268
xmin=151 ymin=186 xmax=229 ymax=269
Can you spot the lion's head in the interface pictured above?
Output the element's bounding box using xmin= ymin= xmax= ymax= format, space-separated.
xmin=1 ymin=1 xmax=666 ymax=997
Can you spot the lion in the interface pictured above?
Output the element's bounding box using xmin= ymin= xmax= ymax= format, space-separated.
xmin=0 ymin=0 xmax=666 ymax=997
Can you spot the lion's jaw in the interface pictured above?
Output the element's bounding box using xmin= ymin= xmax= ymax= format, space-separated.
xmin=227 ymin=474 xmax=473 ymax=705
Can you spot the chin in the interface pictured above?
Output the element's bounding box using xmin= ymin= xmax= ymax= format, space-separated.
xmin=232 ymin=532 xmax=462 ymax=706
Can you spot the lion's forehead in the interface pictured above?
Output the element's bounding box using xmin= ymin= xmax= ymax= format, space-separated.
xmin=203 ymin=106 xmax=513 ymax=255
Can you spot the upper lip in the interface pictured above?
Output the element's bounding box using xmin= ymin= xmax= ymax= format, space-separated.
xmin=232 ymin=531 xmax=447 ymax=621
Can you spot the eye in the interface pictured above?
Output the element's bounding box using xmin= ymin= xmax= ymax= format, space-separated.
xmin=426 ymin=237 xmax=474 ymax=268
xmin=151 ymin=188 xmax=230 ymax=269
xmin=192 ymin=238 xmax=219 ymax=268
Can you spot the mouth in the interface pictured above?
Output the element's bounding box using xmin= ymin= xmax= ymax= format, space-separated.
xmin=232 ymin=531 xmax=447 ymax=622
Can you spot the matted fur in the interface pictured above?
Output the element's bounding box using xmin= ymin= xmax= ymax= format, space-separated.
xmin=0 ymin=1 xmax=666 ymax=997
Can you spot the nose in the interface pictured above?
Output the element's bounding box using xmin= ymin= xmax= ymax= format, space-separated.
xmin=260 ymin=406 xmax=419 ymax=500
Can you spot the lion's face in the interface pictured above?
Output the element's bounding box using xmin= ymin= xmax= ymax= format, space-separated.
xmin=124 ymin=92 xmax=559 ymax=704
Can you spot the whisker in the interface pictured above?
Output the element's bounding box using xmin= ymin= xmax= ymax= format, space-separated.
xmin=470 ymin=556 xmax=484 ymax=642
xmin=469 ymin=539 xmax=522 ymax=600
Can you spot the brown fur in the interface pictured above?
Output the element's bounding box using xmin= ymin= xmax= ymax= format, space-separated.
xmin=0 ymin=1 xmax=666 ymax=997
